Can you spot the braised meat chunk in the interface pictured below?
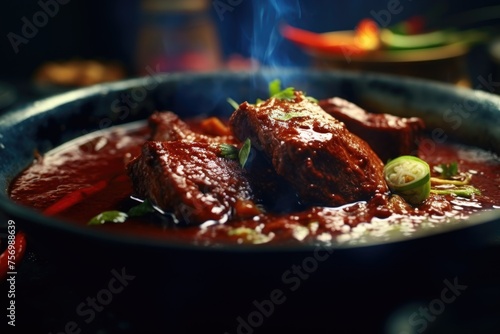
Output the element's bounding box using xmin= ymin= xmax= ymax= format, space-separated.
xmin=149 ymin=111 xmax=236 ymax=144
xmin=319 ymin=97 xmax=425 ymax=161
xmin=229 ymin=92 xmax=388 ymax=206
xmin=127 ymin=141 xmax=253 ymax=225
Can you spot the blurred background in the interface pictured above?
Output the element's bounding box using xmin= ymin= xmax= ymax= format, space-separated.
xmin=1 ymin=2 xmax=500 ymax=333
xmin=0 ymin=0 xmax=500 ymax=110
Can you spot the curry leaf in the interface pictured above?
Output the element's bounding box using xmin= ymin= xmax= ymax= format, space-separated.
xmin=128 ymin=199 xmax=155 ymax=217
xmin=88 ymin=200 xmax=156 ymax=225
xmin=220 ymin=140 xmax=252 ymax=168
xmin=239 ymin=138 xmax=252 ymax=168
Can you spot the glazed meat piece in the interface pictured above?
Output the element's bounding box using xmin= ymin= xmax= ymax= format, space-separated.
xmin=149 ymin=112 xmax=298 ymax=213
xmin=149 ymin=111 xmax=236 ymax=144
xmin=319 ymin=97 xmax=425 ymax=161
xmin=229 ymin=92 xmax=388 ymax=206
xmin=127 ymin=141 xmax=253 ymax=225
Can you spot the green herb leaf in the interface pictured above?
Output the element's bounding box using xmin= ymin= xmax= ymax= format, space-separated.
xmin=219 ymin=143 xmax=239 ymax=160
xmin=256 ymin=79 xmax=318 ymax=105
xmin=88 ymin=211 xmax=128 ymax=225
xmin=127 ymin=199 xmax=155 ymax=217
xmin=239 ymin=138 xmax=252 ymax=168
xmin=272 ymin=87 xmax=296 ymax=100
xmin=88 ymin=200 xmax=156 ymax=226
xmin=306 ymin=96 xmax=318 ymax=103
xmin=267 ymin=79 xmax=296 ymax=100
xmin=268 ymin=79 xmax=282 ymax=96
xmin=270 ymin=110 xmax=308 ymax=121
xmin=227 ymin=97 xmax=240 ymax=110
xmin=439 ymin=162 xmax=459 ymax=179
xmin=220 ymin=141 xmax=251 ymax=168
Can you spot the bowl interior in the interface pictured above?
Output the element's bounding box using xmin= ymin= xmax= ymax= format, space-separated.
xmin=1 ymin=69 xmax=500 ymax=251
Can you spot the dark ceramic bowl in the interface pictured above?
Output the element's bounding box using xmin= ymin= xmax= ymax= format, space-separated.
xmin=1 ymin=70 xmax=499 ymax=250
xmin=1 ymin=70 xmax=500 ymax=333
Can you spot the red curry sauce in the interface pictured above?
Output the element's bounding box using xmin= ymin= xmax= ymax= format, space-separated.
xmin=9 ymin=121 xmax=500 ymax=246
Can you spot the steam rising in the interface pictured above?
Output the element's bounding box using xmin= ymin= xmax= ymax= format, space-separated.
xmin=251 ymin=0 xmax=302 ymax=67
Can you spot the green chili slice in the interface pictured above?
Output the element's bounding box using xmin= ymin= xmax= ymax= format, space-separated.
xmin=384 ymin=155 xmax=431 ymax=204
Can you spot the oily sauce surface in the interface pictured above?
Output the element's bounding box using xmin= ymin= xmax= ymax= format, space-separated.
xmin=9 ymin=122 xmax=500 ymax=246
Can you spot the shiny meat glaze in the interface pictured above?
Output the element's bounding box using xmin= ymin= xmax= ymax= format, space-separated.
xmin=229 ymin=92 xmax=388 ymax=206
xmin=319 ymin=97 xmax=425 ymax=162
xmin=127 ymin=141 xmax=253 ymax=225
xmin=149 ymin=111 xmax=236 ymax=144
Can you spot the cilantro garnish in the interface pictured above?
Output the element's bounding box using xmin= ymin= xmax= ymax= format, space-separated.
xmin=270 ymin=110 xmax=308 ymax=121
xmin=269 ymin=79 xmax=295 ymax=101
xmin=227 ymin=79 xmax=317 ymax=109
xmin=439 ymin=162 xmax=459 ymax=179
xmin=269 ymin=79 xmax=317 ymax=103
xmin=268 ymin=79 xmax=282 ymax=97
